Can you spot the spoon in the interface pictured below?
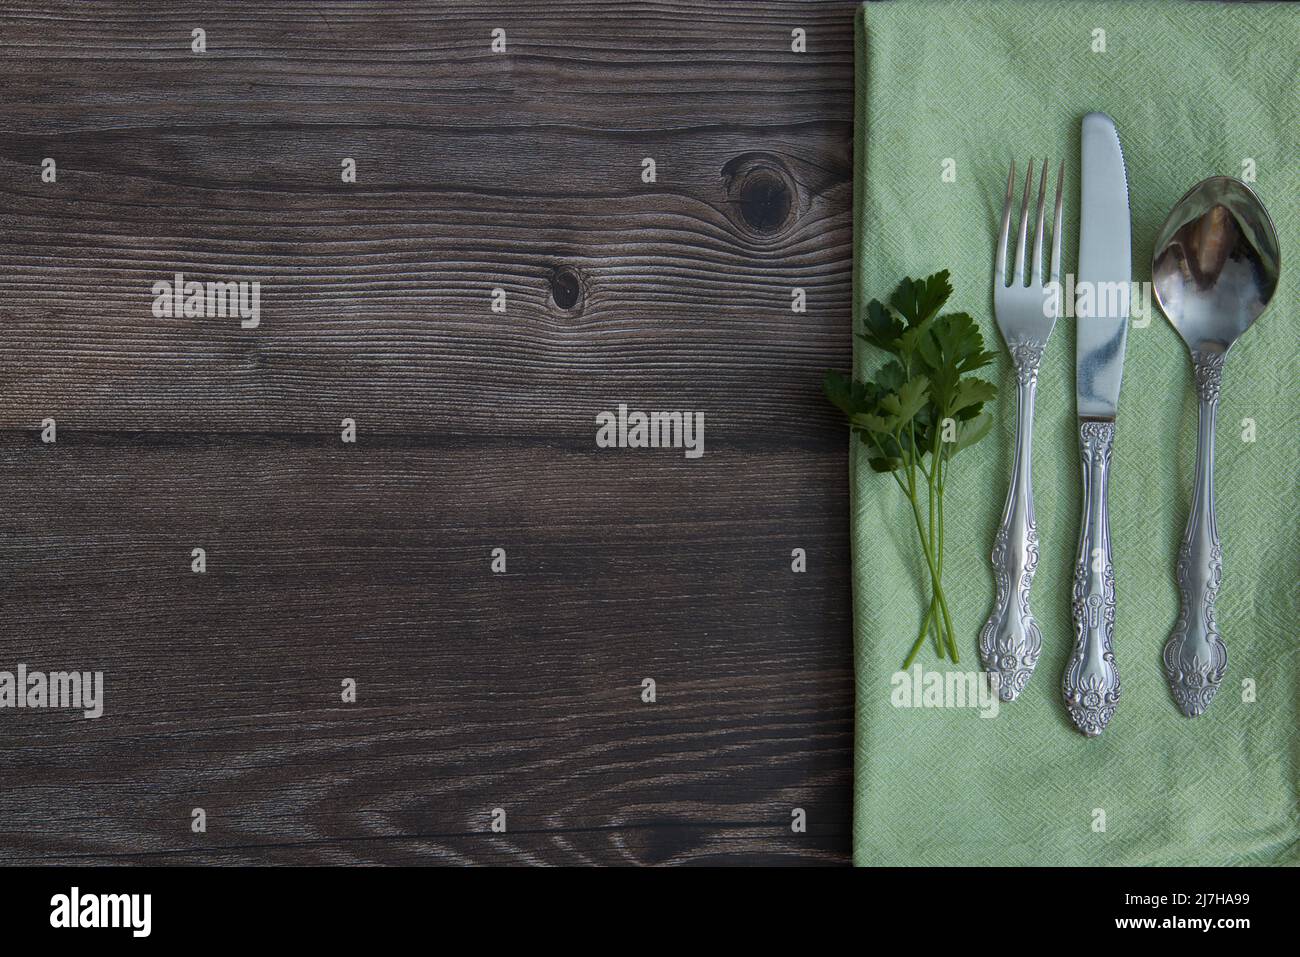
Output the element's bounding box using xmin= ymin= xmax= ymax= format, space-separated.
xmin=1151 ymin=176 xmax=1280 ymax=717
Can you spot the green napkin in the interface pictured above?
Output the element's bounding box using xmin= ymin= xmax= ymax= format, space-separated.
xmin=851 ymin=0 xmax=1298 ymax=866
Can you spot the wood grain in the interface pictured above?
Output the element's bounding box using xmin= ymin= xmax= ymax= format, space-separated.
xmin=0 ymin=0 xmax=856 ymax=865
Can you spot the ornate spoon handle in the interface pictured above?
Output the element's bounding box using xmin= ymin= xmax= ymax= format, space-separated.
xmin=1064 ymin=420 xmax=1121 ymax=736
xmin=1164 ymin=351 xmax=1228 ymax=715
xmin=979 ymin=342 xmax=1044 ymax=701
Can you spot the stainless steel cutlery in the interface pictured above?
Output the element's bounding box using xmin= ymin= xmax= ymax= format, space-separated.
xmin=980 ymin=115 xmax=1280 ymax=733
xmin=1151 ymin=177 xmax=1281 ymax=717
xmin=1063 ymin=112 xmax=1131 ymax=737
xmin=979 ymin=158 xmax=1063 ymax=702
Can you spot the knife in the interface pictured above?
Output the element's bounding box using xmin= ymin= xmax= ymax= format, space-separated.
xmin=1063 ymin=112 xmax=1130 ymax=737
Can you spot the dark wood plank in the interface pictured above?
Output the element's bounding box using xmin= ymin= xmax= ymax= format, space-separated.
xmin=0 ymin=0 xmax=856 ymax=865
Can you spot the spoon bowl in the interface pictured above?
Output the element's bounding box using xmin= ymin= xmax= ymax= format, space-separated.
xmin=1152 ymin=176 xmax=1280 ymax=356
xmin=1151 ymin=176 xmax=1280 ymax=718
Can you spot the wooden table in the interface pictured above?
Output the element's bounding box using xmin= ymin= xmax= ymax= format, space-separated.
xmin=0 ymin=0 xmax=855 ymax=865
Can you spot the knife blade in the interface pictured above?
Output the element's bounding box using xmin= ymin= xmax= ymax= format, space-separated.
xmin=1064 ymin=111 xmax=1130 ymax=737
xmin=1076 ymin=111 xmax=1131 ymax=417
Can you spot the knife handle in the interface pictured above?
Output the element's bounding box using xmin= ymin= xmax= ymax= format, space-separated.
xmin=1163 ymin=351 xmax=1228 ymax=716
xmin=978 ymin=344 xmax=1044 ymax=701
xmin=1064 ymin=420 xmax=1121 ymax=736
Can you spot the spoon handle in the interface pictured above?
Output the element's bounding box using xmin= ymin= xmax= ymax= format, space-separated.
xmin=1064 ymin=420 xmax=1122 ymax=736
xmin=978 ymin=347 xmax=1044 ymax=701
xmin=1164 ymin=351 xmax=1229 ymax=716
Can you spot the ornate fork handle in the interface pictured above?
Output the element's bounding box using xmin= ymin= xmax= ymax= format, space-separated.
xmin=1064 ymin=420 xmax=1121 ymax=736
xmin=1164 ymin=350 xmax=1228 ymax=715
xmin=979 ymin=341 xmax=1045 ymax=701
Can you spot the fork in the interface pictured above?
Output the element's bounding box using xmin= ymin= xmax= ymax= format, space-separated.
xmin=978 ymin=159 xmax=1064 ymax=701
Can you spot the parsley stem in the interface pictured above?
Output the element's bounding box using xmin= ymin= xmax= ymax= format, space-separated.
xmin=909 ymin=488 xmax=958 ymax=664
xmin=902 ymin=603 xmax=932 ymax=669
xmin=930 ymin=423 xmax=961 ymax=657
xmin=906 ymin=493 xmax=954 ymax=662
xmin=937 ymin=458 xmax=958 ymax=661
xmin=927 ymin=449 xmax=942 ymax=658
xmin=932 ymin=438 xmax=958 ymax=661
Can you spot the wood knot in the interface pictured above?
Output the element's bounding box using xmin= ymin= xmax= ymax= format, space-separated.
xmin=722 ymin=153 xmax=797 ymax=237
xmin=548 ymin=265 xmax=583 ymax=312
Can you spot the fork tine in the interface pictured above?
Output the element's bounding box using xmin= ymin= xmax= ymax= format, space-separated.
xmin=1031 ymin=158 xmax=1048 ymax=285
xmin=995 ymin=160 xmax=1015 ymax=285
xmin=1049 ymin=159 xmax=1064 ymax=285
xmin=1012 ymin=160 xmax=1032 ymax=285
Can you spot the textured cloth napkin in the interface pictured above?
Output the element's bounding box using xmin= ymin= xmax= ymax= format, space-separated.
xmin=851 ymin=0 xmax=1297 ymax=866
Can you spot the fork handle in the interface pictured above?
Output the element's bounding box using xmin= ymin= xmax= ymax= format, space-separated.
xmin=979 ymin=342 xmax=1044 ymax=701
xmin=1064 ymin=419 xmax=1121 ymax=736
xmin=1164 ymin=351 xmax=1228 ymax=716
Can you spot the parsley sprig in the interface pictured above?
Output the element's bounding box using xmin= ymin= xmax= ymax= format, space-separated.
xmin=825 ymin=270 xmax=997 ymax=667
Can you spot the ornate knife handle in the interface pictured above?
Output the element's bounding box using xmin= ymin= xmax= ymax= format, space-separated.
xmin=1063 ymin=420 xmax=1121 ymax=736
xmin=979 ymin=342 xmax=1044 ymax=701
xmin=1164 ymin=351 xmax=1228 ymax=716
